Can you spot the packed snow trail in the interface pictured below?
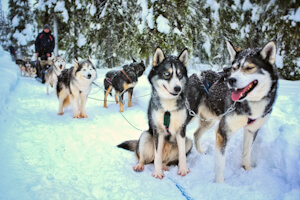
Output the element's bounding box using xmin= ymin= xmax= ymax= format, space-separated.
xmin=0 ymin=57 xmax=300 ymax=199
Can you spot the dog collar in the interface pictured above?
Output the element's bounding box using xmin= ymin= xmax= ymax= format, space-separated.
xmin=164 ymin=111 xmax=171 ymax=134
xmin=121 ymin=70 xmax=132 ymax=83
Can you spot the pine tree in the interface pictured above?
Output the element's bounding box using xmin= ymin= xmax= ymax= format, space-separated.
xmin=0 ymin=4 xmax=10 ymax=49
xmin=8 ymin=0 xmax=35 ymax=57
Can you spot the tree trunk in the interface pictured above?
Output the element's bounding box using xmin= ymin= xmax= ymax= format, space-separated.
xmin=53 ymin=14 xmax=58 ymax=56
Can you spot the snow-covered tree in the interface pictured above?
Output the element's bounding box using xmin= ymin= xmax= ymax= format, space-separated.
xmin=8 ymin=0 xmax=36 ymax=57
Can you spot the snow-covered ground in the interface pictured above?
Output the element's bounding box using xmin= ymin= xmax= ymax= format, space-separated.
xmin=0 ymin=47 xmax=300 ymax=200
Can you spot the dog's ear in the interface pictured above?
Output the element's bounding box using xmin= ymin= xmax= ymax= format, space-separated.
xmin=87 ymin=56 xmax=92 ymax=63
xmin=260 ymin=41 xmax=276 ymax=65
xmin=132 ymin=57 xmax=137 ymax=62
xmin=153 ymin=47 xmax=165 ymax=67
xmin=74 ymin=59 xmax=79 ymax=69
xmin=178 ymin=48 xmax=188 ymax=67
xmin=226 ymin=40 xmax=237 ymax=63
xmin=226 ymin=40 xmax=242 ymax=63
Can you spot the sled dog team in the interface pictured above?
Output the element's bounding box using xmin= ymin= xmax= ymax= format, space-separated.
xmin=37 ymin=40 xmax=279 ymax=183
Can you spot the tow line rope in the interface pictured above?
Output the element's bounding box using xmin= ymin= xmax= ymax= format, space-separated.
xmin=90 ymin=81 xmax=149 ymax=131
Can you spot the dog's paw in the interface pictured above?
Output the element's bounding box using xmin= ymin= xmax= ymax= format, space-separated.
xmin=177 ymin=166 xmax=190 ymax=177
xmin=133 ymin=163 xmax=144 ymax=172
xmin=242 ymin=165 xmax=252 ymax=171
xmin=73 ymin=114 xmax=80 ymax=118
xmin=215 ymin=175 xmax=225 ymax=183
xmin=152 ymin=170 xmax=165 ymax=179
xmin=80 ymin=113 xmax=88 ymax=118
xmin=162 ymin=163 xmax=168 ymax=171
xmin=57 ymin=112 xmax=64 ymax=115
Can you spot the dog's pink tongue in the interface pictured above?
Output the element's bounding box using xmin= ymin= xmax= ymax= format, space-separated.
xmin=231 ymin=87 xmax=248 ymax=101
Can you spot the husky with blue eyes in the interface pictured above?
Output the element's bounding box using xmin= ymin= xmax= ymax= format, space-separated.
xmin=186 ymin=41 xmax=278 ymax=183
xmin=56 ymin=57 xmax=97 ymax=118
xmin=118 ymin=47 xmax=192 ymax=179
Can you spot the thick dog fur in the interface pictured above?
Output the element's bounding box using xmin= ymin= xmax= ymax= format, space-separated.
xmin=186 ymin=41 xmax=278 ymax=183
xmin=118 ymin=47 xmax=192 ymax=179
xmin=45 ymin=56 xmax=66 ymax=94
xmin=16 ymin=57 xmax=36 ymax=77
xmin=103 ymin=59 xmax=145 ymax=112
xmin=56 ymin=57 xmax=97 ymax=118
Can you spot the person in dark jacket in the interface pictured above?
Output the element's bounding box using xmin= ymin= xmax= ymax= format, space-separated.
xmin=35 ymin=24 xmax=55 ymax=83
xmin=35 ymin=24 xmax=55 ymax=60
xmin=8 ymin=45 xmax=16 ymax=61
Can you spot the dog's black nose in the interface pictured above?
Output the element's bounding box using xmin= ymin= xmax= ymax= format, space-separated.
xmin=174 ymin=86 xmax=181 ymax=93
xmin=87 ymin=74 xmax=92 ymax=79
xmin=228 ymin=77 xmax=237 ymax=87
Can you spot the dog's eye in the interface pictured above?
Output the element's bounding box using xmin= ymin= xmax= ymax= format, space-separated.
xmin=246 ymin=67 xmax=255 ymax=70
xmin=177 ymin=72 xmax=182 ymax=78
xmin=164 ymin=72 xmax=171 ymax=78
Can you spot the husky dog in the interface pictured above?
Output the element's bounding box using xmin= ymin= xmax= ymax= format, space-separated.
xmin=186 ymin=41 xmax=278 ymax=183
xmin=118 ymin=48 xmax=192 ymax=179
xmin=103 ymin=59 xmax=145 ymax=112
xmin=27 ymin=63 xmax=37 ymax=77
xmin=56 ymin=57 xmax=97 ymax=118
xmin=45 ymin=56 xmax=66 ymax=94
xmin=16 ymin=57 xmax=33 ymax=76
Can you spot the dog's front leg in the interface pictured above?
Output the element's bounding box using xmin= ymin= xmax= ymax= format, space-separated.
xmin=152 ymin=132 xmax=165 ymax=179
xmin=119 ymin=92 xmax=124 ymax=112
xmin=127 ymin=88 xmax=133 ymax=107
xmin=70 ymin=95 xmax=80 ymax=118
xmin=215 ymin=115 xmax=247 ymax=183
xmin=176 ymin=131 xmax=190 ymax=176
xmin=80 ymin=93 xmax=88 ymax=118
xmin=243 ymin=114 xmax=269 ymax=170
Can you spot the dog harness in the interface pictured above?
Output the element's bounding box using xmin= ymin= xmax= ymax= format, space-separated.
xmin=121 ymin=70 xmax=132 ymax=83
xmin=164 ymin=111 xmax=171 ymax=134
xmin=203 ymin=80 xmax=210 ymax=95
xmin=106 ymin=77 xmax=113 ymax=85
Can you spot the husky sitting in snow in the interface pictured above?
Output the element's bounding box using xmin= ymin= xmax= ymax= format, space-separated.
xmin=118 ymin=47 xmax=192 ymax=179
xmin=56 ymin=57 xmax=97 ymax=118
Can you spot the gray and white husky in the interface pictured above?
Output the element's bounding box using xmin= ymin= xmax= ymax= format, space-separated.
xmin=186 ymin=41 xmax=278 ymax=183
xmin=45 ymin=56 xmax=66 ymax=94
xmin=56 ymin=57 xmax=97 ymax=118
xmin=118 ymin=47 xmax=192 ymax=179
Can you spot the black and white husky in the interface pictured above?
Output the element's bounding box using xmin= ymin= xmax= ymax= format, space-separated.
xmin=186 ymin=41 xmax=278 ymax=183
xmin=118 ymin=47 xmax=192 ymax=179
xmin=56 ymin=57 xmax=97 ymax=118
xmin=45 ymin=56 xmax=66 ymax=95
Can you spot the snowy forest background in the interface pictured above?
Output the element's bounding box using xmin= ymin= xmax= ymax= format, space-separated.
xmin=0 ymin=0 xmax=299 ymax=80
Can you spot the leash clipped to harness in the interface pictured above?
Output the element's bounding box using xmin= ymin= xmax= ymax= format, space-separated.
xmin=164 ymin=111 xmax=171 ymax=134
xmin=185 ymin=98 xmax=236 ymax=122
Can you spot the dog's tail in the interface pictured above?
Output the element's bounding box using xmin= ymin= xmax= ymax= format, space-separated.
xmin=117 ymin=140 xmax=138 ymax=151
xmin=63 ymin=96 xmax=70 ymax=108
